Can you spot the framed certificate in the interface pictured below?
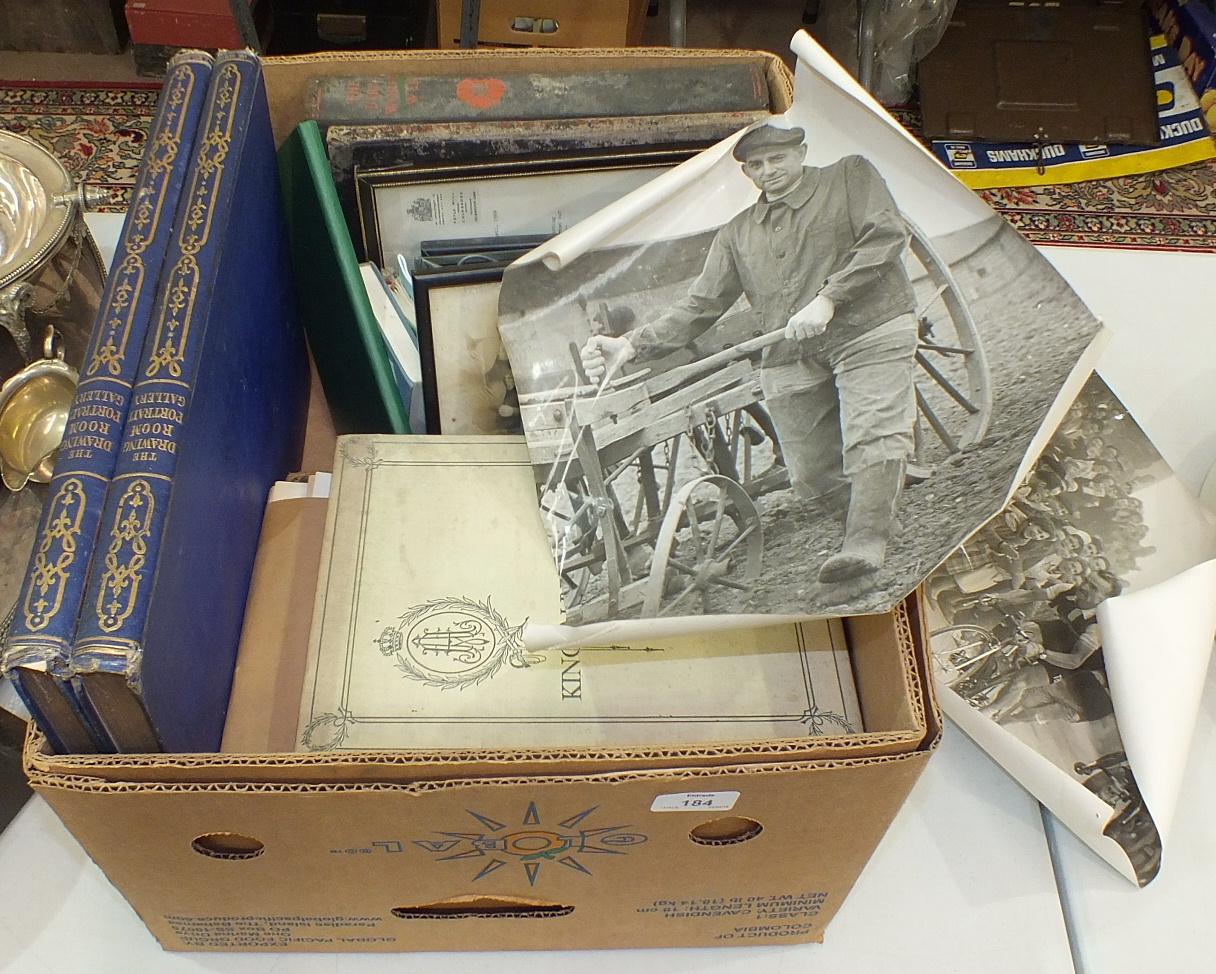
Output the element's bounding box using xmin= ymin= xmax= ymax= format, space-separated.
xmin=354 ymin=150 xmax=692 ymax=267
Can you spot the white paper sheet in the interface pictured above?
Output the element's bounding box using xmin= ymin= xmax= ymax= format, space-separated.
xmin=778 ymin=28 xmax=1216 ymax=884
xmin=1098 ymin=560 xmax=1216 ymax=844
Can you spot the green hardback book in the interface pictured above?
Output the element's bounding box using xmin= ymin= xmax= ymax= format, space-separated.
xmin=278 ymin=120 xmax=410 ymax=435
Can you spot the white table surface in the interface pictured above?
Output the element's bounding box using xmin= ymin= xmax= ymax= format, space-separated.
xmin=1046 ymin=649 xmax=1216 ymax=974
xmin=1039 ymin=235 xmax=1216 ymax=974
xmin=996 ymin=245 xmax=1216 ymax=974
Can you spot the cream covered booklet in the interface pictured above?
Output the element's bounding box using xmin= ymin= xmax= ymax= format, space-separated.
xmin=297 ymin=434 xmax=862 ymax=751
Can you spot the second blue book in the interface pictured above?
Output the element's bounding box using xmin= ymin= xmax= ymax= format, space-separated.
xmin=70 ymin=50 xmax=311 ymax=753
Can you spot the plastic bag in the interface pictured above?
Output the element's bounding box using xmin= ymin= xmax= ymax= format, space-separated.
xmin=858 ymin=0 xmax=958 ymax=105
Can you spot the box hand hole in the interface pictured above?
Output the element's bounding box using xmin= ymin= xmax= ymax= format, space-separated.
xmin=190 ymin=832 xmax=266 ymax=860
xmin=392 ymin=895 xmax=574 ymax=919
xmin=509 ymin=16 xmax=560 ymax=33
xmin=688 ymin=816 xmax=764 ymax=846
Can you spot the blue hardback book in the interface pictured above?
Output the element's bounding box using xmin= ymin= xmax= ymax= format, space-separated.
xmin=68 ymin=50 xmax=311 ymax=753
xmin=1 ymin=50 xmax=215 ymax=755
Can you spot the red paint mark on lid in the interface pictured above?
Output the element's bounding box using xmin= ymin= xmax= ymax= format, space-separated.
xmin=457 ymin=77 xmax=508 ymax=110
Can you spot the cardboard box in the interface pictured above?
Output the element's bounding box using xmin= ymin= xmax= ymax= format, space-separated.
xmin=434 ymin=0 xmax=651 ymax=49
xmin=257 ymin=46 xmax=796 ymax=146
xmin=23 ymin=47 xmax=939 ymax=953
xmin=25 ymin=601 xmax=938 ymax=952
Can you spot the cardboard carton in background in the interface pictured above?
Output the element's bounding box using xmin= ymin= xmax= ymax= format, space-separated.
xmin=23 ymin=47 xmax=939 ymax=953
xmin=434 ymin=0 xmax=652 ymax=48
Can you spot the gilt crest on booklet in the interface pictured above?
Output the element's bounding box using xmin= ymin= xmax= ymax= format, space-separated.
xmin=497 ymin=43 xmax=1108 ymax=624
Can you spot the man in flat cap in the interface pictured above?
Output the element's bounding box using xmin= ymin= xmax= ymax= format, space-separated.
xmin=581 ymin=123 xmax=920 ymax=586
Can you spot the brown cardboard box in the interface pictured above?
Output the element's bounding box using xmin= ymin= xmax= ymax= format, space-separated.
xmin=25 ymin=601 xmax=938 ymax=952
xmin=434 ymin=0 xmax=651 ymax=49
xmin=23 ymin=47 xmax=940 ymax=953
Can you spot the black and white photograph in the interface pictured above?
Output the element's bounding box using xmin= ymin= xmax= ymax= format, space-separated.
xmin=412 ymin=268 xmax=514 ymax=435
xmin=498 ymin=106 xmax=1105 ymax=624
xmin=925 ymin=374 xmax=1216 ymax=885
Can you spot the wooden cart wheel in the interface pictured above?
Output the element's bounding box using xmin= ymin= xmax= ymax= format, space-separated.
xmin=905 ymin=219 xmax=993 ymax=475
xmin=642 ymin=474 xmax=763 ymax=617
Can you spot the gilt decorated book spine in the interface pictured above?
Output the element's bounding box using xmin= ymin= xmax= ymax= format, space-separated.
xmin=69 ymin=50 xmax=310 ymax=753
xmin=1 ymin=50 xmax=214 ymax=754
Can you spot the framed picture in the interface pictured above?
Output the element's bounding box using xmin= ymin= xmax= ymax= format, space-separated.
xmin=413 ymin=249 xmax=534 ymax=274
xmin=355 ymin=150 xmax=694 ymax=267
xmin=326 ymin=114 xmax=758 ymax=260
xmin=419 ymin=233 xmax=553 ymax=258
xmin=413 ymin=264 xmax=521 ymax=436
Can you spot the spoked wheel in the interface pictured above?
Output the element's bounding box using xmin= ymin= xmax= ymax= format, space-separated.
xmin=929 ymin=624 xmax=1001 ymax=686
xmin=904 ymin=219 xmax=993 ymax=476
xmin=540 ymin=441 xmax=680 ymax=615
xmin=539 ymin=482 xmax=604 ymax=602
xmin=642 ymin=474 xmax=763 ymax=616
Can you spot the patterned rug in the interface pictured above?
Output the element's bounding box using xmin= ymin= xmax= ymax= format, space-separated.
xmin=976 ymin=162 xmax=1216 ymax=251
xmin=0 ymin=80 xmax=162 ymax=212
xmin=2 ymin=80 xmax=1215 ymax=247
xmin=890 ymin=106 xmax=1216 ymax=252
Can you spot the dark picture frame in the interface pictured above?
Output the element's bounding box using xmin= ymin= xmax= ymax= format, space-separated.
xmin=412 ymin=264 xmax=518 ymax=436
xmin=354 ymin=149 xmax=695 ymax=268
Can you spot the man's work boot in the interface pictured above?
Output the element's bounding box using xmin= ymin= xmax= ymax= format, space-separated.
xmin=817 ymin=459 xmax=904 ymax=584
